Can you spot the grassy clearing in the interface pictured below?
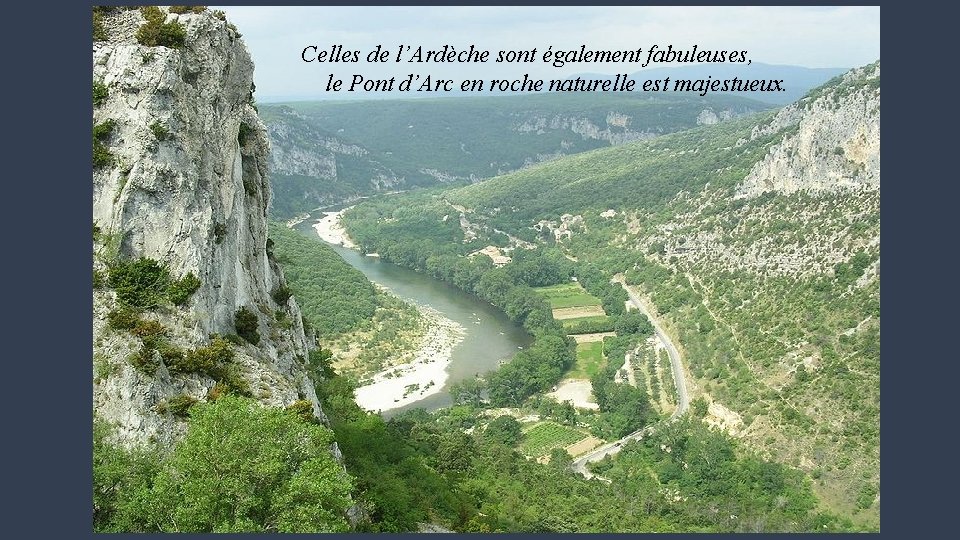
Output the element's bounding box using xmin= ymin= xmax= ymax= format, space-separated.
xmin=572 ymin=332 xmax=615 ymax=343
xmin=520 ymin=421 xmax=589 ymax=457
xmin=533 ymin=282 xmax=602 ymax=309
xmin=567 ymin=341 xmax=606 ymax=379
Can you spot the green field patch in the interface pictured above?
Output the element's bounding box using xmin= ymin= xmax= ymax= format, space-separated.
xmin=562 ymin=315 xmax=614 ymax=334
xmin=561 ymin=315 xmax=611 ymax=328
xmin=520 ymin=421 xmax=589 ymax=457
xmin=567 ymin=341 xmax=606 ymax=378
xmin=533 ymin=282 xmax=602 ymax=309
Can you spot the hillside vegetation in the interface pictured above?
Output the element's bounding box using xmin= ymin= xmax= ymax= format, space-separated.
xmin=339 ymin=62 xmax=880 ymax=527
xmin=268 ymin=223 xmax=379 ymax=338
xmin=262 ymin=92 xmax=770 ymax=218
xmin=305 ymin=358 xmax=852 ymax=532
xmin=251 ymin=221 xmax=858 ymax=532
xmin=268 ymin=223 xmax=428 ymax=382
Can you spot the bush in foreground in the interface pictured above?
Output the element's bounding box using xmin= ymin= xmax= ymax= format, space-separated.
xmin=94 ymin=396 xmax=354 ymax=532
xmin=136 ymin=6 xmax=187 ymax=48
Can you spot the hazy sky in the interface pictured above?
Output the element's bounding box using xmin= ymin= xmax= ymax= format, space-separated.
xmin=213 ymin=6 xmax=880 ymax=101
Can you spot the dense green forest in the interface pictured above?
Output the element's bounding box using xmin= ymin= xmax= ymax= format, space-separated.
xmin=94 ymin=396 xmax=354 ymax=532
xmin=268 ymin=223 xmax=378 ymax=338
xmin=268 ymin=223 xmax=429 ymax=382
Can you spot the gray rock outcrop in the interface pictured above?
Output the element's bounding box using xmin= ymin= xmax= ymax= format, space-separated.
xmin=93 ymin=8 xmax=324 ymax=448
xmin=736 ymin=62 xmax=880 ymax=198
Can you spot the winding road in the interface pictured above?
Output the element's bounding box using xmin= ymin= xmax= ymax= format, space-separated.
xmin=571 ymin=276 xmax=689 ymax=479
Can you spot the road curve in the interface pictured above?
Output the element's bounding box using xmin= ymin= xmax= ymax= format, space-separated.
xmin=570 ymin=277 xmax=689 ymax=479
xmin=617 ymin=277 xmax=689 ymax=418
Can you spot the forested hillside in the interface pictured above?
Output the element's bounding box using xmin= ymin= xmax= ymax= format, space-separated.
xmin=268 ymin=223 xmax=429 ymax=383
xmin=339 ymin=61 xmax=880 ymax=527
xmin=309 ymin=375 xmax=850 ymax=532
xmin=262 ymin=92 xmax=770 ymax=218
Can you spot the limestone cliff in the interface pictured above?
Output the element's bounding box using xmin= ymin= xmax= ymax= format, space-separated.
xmin=736 ymin=61 xmax=880 ymax=198
xmin=642 ymin=62 xmax=881 ymax=280
xmin=512 ymin=112 xmax=659 ymax=144
xmin=92 ymin=7 xmax=323 ymax=447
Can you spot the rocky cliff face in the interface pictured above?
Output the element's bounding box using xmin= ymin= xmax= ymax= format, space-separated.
xmin=736 ymin=62 xmax=880 ymax=198
xmin=262 ymin=105 xmax=404 ymax=217
xmin=512 ymin=112 xmax=659 ymax=145
xmin=93 ymin=8 xmax=323 ymax=447
xmin=267 ymin=106 xmax=377 ymax=178
xmin=642 ymin=62 xmax=881 ymax=280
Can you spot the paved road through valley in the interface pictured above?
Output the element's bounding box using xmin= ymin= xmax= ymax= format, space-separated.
xmin=571 ymin=276 xmax=689 ymax=479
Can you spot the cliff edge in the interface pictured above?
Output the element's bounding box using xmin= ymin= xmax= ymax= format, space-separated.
xmin=93 ymin=7 xmax=324 ymax=447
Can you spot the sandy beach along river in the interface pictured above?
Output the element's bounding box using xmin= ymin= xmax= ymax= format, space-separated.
xmin=297 ymin=208 xmax=531 ymax=415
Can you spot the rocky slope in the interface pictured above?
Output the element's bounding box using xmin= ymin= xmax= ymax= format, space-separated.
xmin=648 ymin=61 xmax=880 ymax=279
xmin=621 ymin=65 xmax=880 ymax=523
xmin=261 ymin=105 xmax=404 ymax=217
xmin=736 ymin=62 xmax=880 ymax=198
xmin=92 ymin=7 xmax=324 ymax=448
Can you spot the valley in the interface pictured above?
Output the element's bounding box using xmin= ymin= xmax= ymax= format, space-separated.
xmin=260 ymin=92 xmax=773 ymax=219
xmin=90 ymin=6 xmax=879 ymax=533
xmin=329 ymin=61 xmax=879 ymax=529
xmin=287 ymin=211 xmax=532 ymax=414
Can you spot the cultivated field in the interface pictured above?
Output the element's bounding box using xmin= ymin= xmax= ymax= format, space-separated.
xmin=520 ymin=421 xmax=591 ymax=457
xmin=571 ymin=332 xmax=615 ymax=343
xmin=564 ymin=436 xmax=603 ymax=457
xmin=561 ymin=314 xmax=611 ymax=328
xmin=533 ymin=282 xmax=602 ymax=309
xmin=551 ymin=305 xmax=607 ymax=320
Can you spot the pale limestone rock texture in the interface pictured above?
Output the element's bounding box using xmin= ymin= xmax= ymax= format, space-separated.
xmin=636 ymin=62 xmax=880 ymax=280
xmin=514 ymin=113 xmax=659 ymax=145
xmin=737 ymin=62 xmax=880 ymax=198
xmin=696 ymin=108 xmax=733 ymax=125
xmin=266 ymin=106 xmax=380 ymax=179
xmin=92 ymin=8 xmax=325 ymax=448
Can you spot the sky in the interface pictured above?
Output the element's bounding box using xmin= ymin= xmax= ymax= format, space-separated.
xmin=213 ymin=6 xmax=880 ymax=102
